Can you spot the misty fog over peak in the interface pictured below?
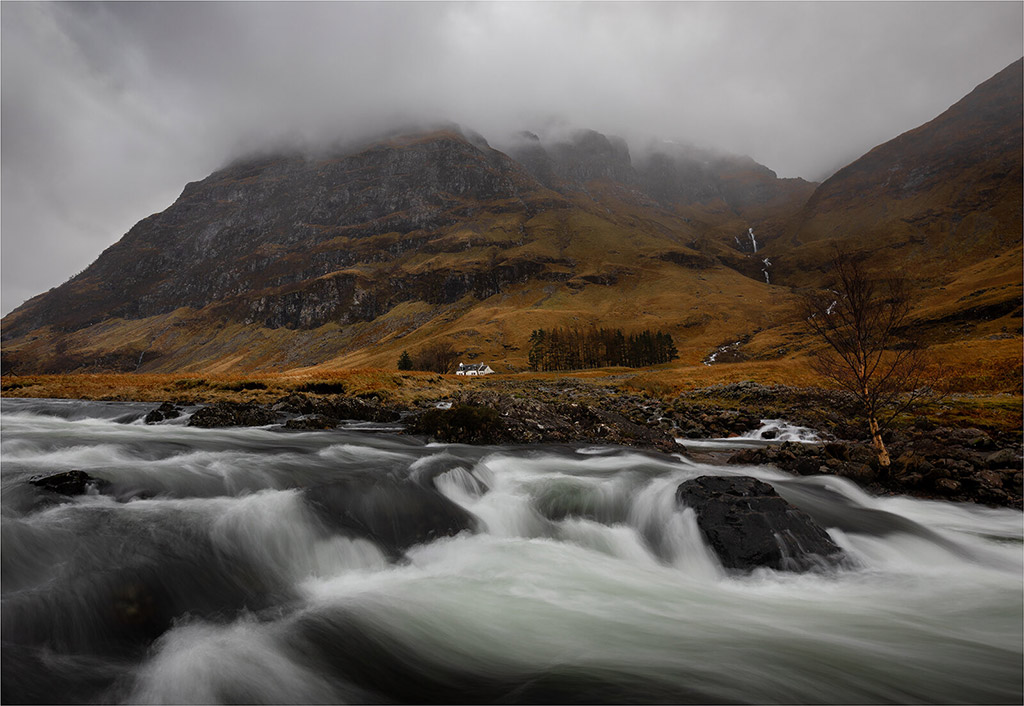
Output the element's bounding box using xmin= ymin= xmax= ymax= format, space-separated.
xmin=2 ymin=1 xmax=1021 ymax=316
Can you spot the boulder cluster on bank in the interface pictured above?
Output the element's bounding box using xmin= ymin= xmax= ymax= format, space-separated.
xmin=729 ymin=436 xmax=1021 ymax=508
xmin=142 ymin=380 xmax=1021 ymax=509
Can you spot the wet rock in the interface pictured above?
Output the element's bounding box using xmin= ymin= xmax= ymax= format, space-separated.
xmin=793 ymin=458 xmax=821 ymax=476
xmin=404 ymin=388 xmax=679 ymax=451
xmin=676 ymin=475 xmax=846 ymax=572
xmin=412 ymin=404 xmax=503 ymax=444
xmin=823 ymin=442 xmax=850 ymax=461
xmin=835 ymin=462 xmax=876 ymax=484
xmin=187 ymin=401 xmax=279 ymax=428
xmin=272 ymin=394 xmax=400 ymax=424
xmin=144 ymin=401 xmax=182 ymax=424
xmin=985 ymin=448 xmax=1020 ymax=469
xmin=304 ymin=478 xmax=478 ymax=559
xmin=29 ymin=470 xmax=110 ymax=496
xmin=935 ymin=477 xmax=963 ymax=495
xmin=728 ymin=447 xmax=772 ymax=466
xmin=284 ymin=414 xmax=339 ymax=430
xmin=966 ymin=434 xmax=998 ymax=451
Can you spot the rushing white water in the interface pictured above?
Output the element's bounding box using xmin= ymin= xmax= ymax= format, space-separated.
xmin=2 ymin=398 xmax=1021 ymax=704
xmin=703 ymin=339 xmax=744 ymax=366
xmin=680 ymin=419 xmax=822 ymax=451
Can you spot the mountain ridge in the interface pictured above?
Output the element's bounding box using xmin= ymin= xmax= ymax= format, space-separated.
xmin=2 ymin=61 xmax=1021 ymax=375
xmin=772 ymin=58 xmax=1023 ymax=285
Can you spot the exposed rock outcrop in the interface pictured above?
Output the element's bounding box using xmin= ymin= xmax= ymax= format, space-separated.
xmin=29 ymin=470 xmax=110 ymax=497
xmin=187 ymin=401 xmax=280 ymax=428
xmin=729 ymin=432 xmax=1023 ymax=509
xmin=676 ymin=475 xmax=847 ymax=572
xmin=144 ymin=401 xmax=183 ymax=424
xmin=304 ymin=478 xmax=478 ymax=559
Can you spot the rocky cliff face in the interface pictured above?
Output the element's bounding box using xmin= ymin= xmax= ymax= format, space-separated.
xmin=4 ymin=132 xmax=560 ymax=337
xmin=2 ymin=123 xmax=808 ymax=364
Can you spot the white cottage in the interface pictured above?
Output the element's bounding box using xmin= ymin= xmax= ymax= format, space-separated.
xmin=455 ymin=363 xmax=494 ymax=376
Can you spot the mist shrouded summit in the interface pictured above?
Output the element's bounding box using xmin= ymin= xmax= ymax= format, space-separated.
xmin=1 ymin=57 xmax=1021 ymax=376
xmin=2 ymin=1 xmax=1022 ymax=314
xmin=0 ymin=122 xmax=815 ymax=372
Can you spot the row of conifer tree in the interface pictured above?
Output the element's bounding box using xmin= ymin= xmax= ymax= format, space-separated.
xmin=527 ymin=327 xmax=678 ymax=371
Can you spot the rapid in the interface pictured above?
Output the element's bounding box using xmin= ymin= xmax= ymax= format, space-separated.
xmin=2 ymin=399 xmax=1021 ymax=704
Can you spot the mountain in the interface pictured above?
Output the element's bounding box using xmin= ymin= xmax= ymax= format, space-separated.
xmin=2 ymin=61 xmax=1020 ymax=375
xmin=1 ymin=126 xmax=812 ymax=374
xmin=771 ymin=58 xmax=1022 ymax=284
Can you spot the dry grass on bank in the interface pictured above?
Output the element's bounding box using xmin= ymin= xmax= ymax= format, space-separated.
xmin=3 ymin=342 xmax=1020 ymax=435
xmin=0 ymin=370 xmax=462 ymax=406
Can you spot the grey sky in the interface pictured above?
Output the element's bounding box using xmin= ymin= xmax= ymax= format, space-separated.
xmin=2 ymin=2 xmax=1021 ymax=317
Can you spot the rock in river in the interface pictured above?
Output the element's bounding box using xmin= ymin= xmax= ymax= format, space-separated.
xmin=304 ymin=478 xmax=479 ymax=560
xmin=29 ymin=470 xmax=110 ymax=496
xmin=676 ymin=475 xmax=846 ymax=572
xmin=187 ymin=401 xmax=279 ymax=428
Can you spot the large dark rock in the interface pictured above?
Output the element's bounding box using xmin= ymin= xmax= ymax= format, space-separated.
xmin=676 ymin=475 xmax=846 ymax=572
xmin=304 ymin=478 xmax=478 ymax=559
xmin=283 ymin=414 xmax=339 ymax=430
xmin=144 ymin=401 xmax=183 ymax=424
xmin=187 ymin=401 xmax=279 ymax=428
xmin=411 ymin=404 xmax=503 ymax=444
xmin=272 ymin=393 xmax=401 ymax=424
xmin=29 ymin=470 xmax=110 ymax=496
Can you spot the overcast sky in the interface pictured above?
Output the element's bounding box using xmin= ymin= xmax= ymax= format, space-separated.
xmin=2 ymin=2 xmax=1021 ymax=316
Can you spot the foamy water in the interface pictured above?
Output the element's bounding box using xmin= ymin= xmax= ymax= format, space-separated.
xmin=3 ymin=398 xmax=1021 ymax=704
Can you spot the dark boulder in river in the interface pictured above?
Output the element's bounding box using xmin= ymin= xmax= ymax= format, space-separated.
xmin=304 ymin=478 xmax=479 ymax=560
xmin=143 ymin=401 xmax=183 ymax=424
xmin=29 ymin=470 xmax=109 ymax=496
xmin=676 ymin=476 xmax=846 ymax=572
xmin=187 ymin=401 xmax=279 ymax=428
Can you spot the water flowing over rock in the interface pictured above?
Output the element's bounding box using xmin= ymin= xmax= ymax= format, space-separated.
xmin=303 ymin=478 xmax=479 ymax=559
xmin=3 ymin=398 xmax=1021 ymax=705
xmin=29 ymin=470 xmax=110 ymax=497
xmin=676 ymin=475 xmax=846 ymax=572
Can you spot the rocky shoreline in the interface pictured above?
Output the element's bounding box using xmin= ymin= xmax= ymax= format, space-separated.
xmin=140 ymin=380 xmax=1022 ymax=510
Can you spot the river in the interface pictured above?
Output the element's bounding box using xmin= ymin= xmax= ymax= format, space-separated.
xmin=2 ymin=398 xmax=1021 ymax=704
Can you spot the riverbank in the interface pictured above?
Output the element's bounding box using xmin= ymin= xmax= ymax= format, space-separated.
xmin=4 ymin=372 xmax=1019 ymax=509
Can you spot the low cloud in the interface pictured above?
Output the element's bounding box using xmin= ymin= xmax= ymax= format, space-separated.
xmin=2 ymin=2 xmax=1021 ymax=314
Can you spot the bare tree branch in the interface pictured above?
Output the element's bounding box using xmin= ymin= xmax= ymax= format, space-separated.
xmin=800 ymin=251 xmax=931 ymax=472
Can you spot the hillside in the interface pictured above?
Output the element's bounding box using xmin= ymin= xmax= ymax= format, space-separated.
xmin=770 ymin=59 xmax=1022 ymax=283
xmin=1 ymin=61 xmax=1021 ymax=377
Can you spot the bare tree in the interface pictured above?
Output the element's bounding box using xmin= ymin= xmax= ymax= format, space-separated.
xmin=801 ymin=252 xmax=930 ymax=471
